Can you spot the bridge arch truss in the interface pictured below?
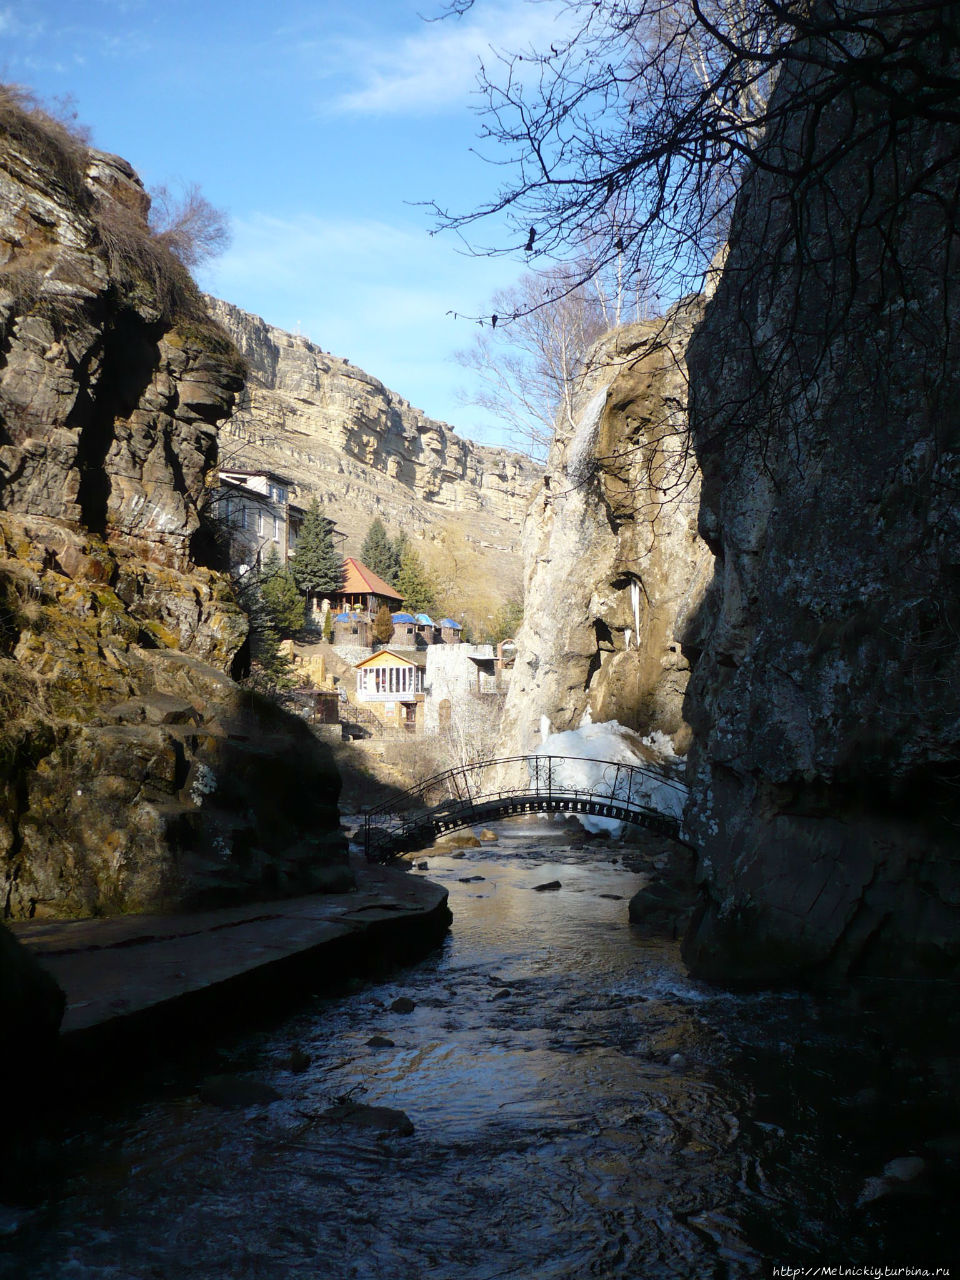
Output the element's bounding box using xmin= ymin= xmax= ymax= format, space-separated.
xmin=361 ymin=754 xmax=690 ymax=862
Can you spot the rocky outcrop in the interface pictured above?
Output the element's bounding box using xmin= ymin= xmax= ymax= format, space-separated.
xmin=498 ymin=302 xmax=711 ymax=758
xmin=0 ymin=101 xmax=344 ymax=918
xmin=205 ymin=297 xmax=540 ymax=614
xmin=681 ymin=9 xmax=960 ymax=985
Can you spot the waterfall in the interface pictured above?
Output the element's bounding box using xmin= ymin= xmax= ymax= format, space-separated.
xmin=565 ymin=387 xmax=607 ymax=484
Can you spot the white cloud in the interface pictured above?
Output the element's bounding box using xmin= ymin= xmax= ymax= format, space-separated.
xmin=331 ymin=0 xmax=572 ymax=115
xmin=0 ymin=5 xmax=46 ymax=42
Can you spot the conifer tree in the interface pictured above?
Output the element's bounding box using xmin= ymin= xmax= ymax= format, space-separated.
xmin=387 ymin=531 xmax=408 ymax=585
xmin=395 ymin=545 xmax=437 ymax=617
xmin=260 ymin=564 xmax=305 ymax=637
xmin=371 ymin=603 xmax=395 ymax=646
xmin=290 ymin=499 xmax=344 ymax=599
xmin=235 ymin=572 xmax=294 ymax=693
xmin=360 ymin=518 xmax=395 ymax=582
xmin=260 ymin=544 xmax=283 ymax=581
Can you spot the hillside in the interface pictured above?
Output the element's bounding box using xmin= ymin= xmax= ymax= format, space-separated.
xmin=205 ymin=297 xmax=541 ymax=625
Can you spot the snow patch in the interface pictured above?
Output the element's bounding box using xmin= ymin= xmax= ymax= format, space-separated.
xmin=641 ymin=730 xmax=682 ymax=761
xmin=532 ymin=719 xmax=688 ymax=835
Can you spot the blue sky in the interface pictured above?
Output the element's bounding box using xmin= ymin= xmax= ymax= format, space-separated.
xmin=0 ymin=0 xmax=573 ymax=450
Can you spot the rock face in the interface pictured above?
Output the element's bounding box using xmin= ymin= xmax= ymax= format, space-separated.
xmin=681 ymin=10 xmax=960 ymax=985
xmin=498 ymin=303 xmax=711 ymax=758
xmin=205 ymin=297 xmax=540 ymax=615
xmin=0 ymin=104 xmax=344 ymax=918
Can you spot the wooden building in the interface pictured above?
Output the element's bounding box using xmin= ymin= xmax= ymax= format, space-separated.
xmin=334 ymin=558 xmax=402 ymax=615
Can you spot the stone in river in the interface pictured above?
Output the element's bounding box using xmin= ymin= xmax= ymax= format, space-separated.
xmin=390 ymin=996 xmax=416 ymax=1013
xmin=491 ymin=989 xmax=512 ymax=1001
xmin=532 ymin=880 xmax=562 ymax=892
xmin=285 ymin=1048 xmax=311 ymax=1073
xmin=458 ymin=875 xmax=485 ymax=883
xmin=856 ymin=1156 xmax=929 ymax=1207
xmin=366 ymin=1035 xmax=396 ymax=1048
xmin=199 ymin=1076 xmax=282 ymax=1108
xmin=478 ymin=829 xmax=499 ymax=842
xmin=435 ymin=832 xmax=481 ymax=848
xmin=322 ymin=1102 xmax=414 ymax=1136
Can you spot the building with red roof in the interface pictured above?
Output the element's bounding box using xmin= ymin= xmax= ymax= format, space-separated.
xmin=335 ymin=557 xmax=403 ymax=613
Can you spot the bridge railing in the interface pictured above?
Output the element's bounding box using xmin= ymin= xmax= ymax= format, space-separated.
xmin=361 ymin=753 xmax=689 ymax=861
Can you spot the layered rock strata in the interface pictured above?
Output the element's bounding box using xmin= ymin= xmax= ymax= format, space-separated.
xmin=205 ymin=297 xmax=540 ymax=613
xmin=498 ymin=303 xmax=712 ymax=758
xmin=0 ymin=112 xmax=344 ymax=918
xmin=681 ymin=8 xmax=960 ymax=985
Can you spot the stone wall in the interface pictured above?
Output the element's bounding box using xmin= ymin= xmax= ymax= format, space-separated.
xmin=424 ymin=643 xmax=501 ymax=733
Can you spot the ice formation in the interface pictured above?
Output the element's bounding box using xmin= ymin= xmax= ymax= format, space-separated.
xmin=531 ymin=720 xmax=688 ymax=835
xmin=564 ymin=387 xmax=607 ymax=484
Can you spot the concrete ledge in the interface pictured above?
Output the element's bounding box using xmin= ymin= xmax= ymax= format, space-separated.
xmin=10 ymin=866 xmax=450 ymax=1095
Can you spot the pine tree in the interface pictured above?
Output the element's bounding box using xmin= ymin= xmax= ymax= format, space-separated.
xmin=371 ymin=603 xmax=395 ymax=646
xmin=260 ymin=565 xmax=305 ymax=637
xmin=387 ymin=531 xmax=408 ymax=584
xmin=235 ymin=572 xmax=294 ymax=693
xmin=260 ymin=544 xmax=283 ymax=581
xmin=395 ymin=545 xmax=437 ymax=617
xmin=487 ymin=597 xmax=524 ymax=645
xmin=360 ymin=518 xmax=395 ymax=582
xmin=290 ymin=499 xmax=344 ymax=599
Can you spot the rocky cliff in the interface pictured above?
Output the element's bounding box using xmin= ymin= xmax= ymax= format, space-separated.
xmin=0 ymin=95 xmax=344 ymax=919
xmin=681 ymin=8 xmax=960 ymax=985
xmin=497 ymin=302 xmax=711 ymax=758
xmin=205 ymin=297 xmax=540 ymax=617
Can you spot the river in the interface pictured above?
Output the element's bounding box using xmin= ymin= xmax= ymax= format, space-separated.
xmin=1 ymin=819 xmax=956 ymax=1278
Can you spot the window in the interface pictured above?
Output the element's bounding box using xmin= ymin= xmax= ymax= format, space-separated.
xmin=257 ymin=510 xmax=263 ymax=535
xmin=240 ymin=506 xmax=247 ymax=530
xmin=273 ymin=515 xmax=281 ymax=541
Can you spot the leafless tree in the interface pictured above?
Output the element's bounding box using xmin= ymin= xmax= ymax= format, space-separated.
xmin=457 ymin=252 xmax=655 ymax=456
xmin=430 ymin=0 xmax=957 ymax=311
xmin=149 ymin=182 xmax=231 ymax=270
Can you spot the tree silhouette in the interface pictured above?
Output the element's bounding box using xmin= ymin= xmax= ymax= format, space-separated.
xmin=430 ymin=1 xmax=956 ymax=316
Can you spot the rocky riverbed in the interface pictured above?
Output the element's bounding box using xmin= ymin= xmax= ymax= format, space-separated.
xmin=1 ymin=818 xmax=957 ymax=1278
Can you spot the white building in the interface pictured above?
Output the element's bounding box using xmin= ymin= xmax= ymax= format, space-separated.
xmin=423 ymin=643 xmax=505 ymax=732
xmin=216 ymin=469 xmax=303 ymax=570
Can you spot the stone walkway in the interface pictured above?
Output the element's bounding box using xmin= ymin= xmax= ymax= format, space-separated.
xmin=11 ymin=867 xmax=449 ymax=1062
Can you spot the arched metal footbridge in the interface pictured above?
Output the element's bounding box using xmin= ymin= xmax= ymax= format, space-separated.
xmin=362 ymin=754 xmax=691 ymax=862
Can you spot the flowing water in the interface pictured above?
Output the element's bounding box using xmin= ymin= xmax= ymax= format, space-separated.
xmin=1 ymin=820 xmax=957 ymax=1278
